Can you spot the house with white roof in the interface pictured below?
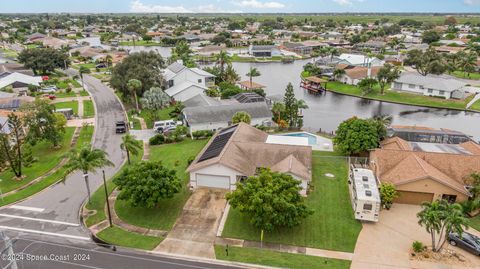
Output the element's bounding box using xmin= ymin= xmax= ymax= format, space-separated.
xmin=391 ymin=73 xmax=475 ymax=100
xmin=164 ymin=62 xmax=215 ymax=102
xmin=0 ymin=72 xmax=43 ymax=91
xmin=336 ymin=53 xmax=385 ymax=67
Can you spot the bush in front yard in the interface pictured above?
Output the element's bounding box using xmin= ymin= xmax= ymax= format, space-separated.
xmin=412 ymin=241 xmax=425 ymax=253
xmin=149 ymin=134 xmax=165 ymax=145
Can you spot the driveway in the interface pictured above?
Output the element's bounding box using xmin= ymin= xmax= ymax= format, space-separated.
xmin=154 ymin=188 xmax=227 ymax=259
xmin=351 ymin=204 xmax=480 ymax=269
xmin=130 ymin=129 xmax=156 ymax=142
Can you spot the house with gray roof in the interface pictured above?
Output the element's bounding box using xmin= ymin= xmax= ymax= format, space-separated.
xmin=391 ymin=73 xmax=474 ymax=100
xmin=182 ymin=102 xmax=273 ymax=134
xmin=163 ymin=62 xmax=215 ymax=102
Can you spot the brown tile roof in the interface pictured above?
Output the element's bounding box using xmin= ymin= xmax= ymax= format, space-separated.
xmin=459 ymin=141 xmax=480 ymax=155
xmin=390 ymin=125 xmax=435 ymax=131
xmin=381 ymin=137 xmax=412 ymax=151
xmin=187 ymin=123 xmax=312 ymax=181
xmin=344 ymin=66 xmax=381 ymax=80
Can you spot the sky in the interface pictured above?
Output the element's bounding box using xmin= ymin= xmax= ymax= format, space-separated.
xmin=0 ymin=0 xmax=479 ymax=13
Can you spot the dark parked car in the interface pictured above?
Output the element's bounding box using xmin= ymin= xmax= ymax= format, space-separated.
xmin=448 ymin=232 xmax=480 ymax=256
xmin=115 ymin=121 xmax=127 ymax=134
xmin=96 ymin=63 xmax=107 ymax=68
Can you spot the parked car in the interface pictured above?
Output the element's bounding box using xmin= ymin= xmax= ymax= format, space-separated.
xmin=39 ymin=85 xmax=58 ymax=93
xmin=115 ymin=121 xmax=127 ymax=134
xmin=96 ymin=63 xmax=107 ymax=68
xmin=44 ymin=94 xmax=56 ymax=100
xmin=448 ymin=232 xmax=480 ymax=256
xmin=163 ymin=126 xmax=177 ymax=135
xmin=154 ymin=120 xmax=178 ymax=133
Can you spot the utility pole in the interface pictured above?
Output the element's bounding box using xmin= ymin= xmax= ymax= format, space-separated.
xmin=103 ymin=170 xmax=113 ymax=227
xmin=0 ymin=231 xmax=18 ymax=269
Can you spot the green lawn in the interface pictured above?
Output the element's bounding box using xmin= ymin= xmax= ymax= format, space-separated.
xmin=470 ymin=215 xmax=480 ymax=232
xmin=55 ymin=91 xmax=77 ymax=98
xmin=79 ymin=90 xmax=90 ymax=96
xmin=54 ymin=101 xmax=79 ymax=115
xmin=96 ymin=226 xmax=163 ymax=250
xmin=71 ymin=79 xmax=82 ymax=88
xmin=83 ymin=100 xmax=95 ymax=118
xmin=0 ymin=126 xmax=93 ymax=206
xmin=139 ymin=107 xmax=176 ymax=129
xmin=73 ymin=63 xmax=96 ymax=70
xmin=0 ymin=128 xmax=75 ymax=194
xmin=84 ymin=145 xmax=143 ymax=227
xmin=119 ymin=40 xmax=162 ymax=46
xmin=221 ymin=151 xmax=362 ymax=253
xmin=470 ymin=99 xmax=480 ymax=112
xmin=215 ymin=246 xmax=351 ymax=269
xmin=114 ymin=139 xmax=208 ymax=230
xmin=327 ymin=81 xmax=470 ymax=110
xmin=452 ymin=71 xmax=480 ymax=81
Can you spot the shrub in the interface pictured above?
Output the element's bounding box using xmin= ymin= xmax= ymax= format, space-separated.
xmin=149 ymin=134 xmax=165 ymax=145
xmin=192 ymin=130 xmax=214 ymax=139
xmin=380 ymin=183 xmax=398 ymax=210
xmin=174 ymin=125 xmax=188 ymax=137
xmin=412 ymin=241 xmax=425 ymax=253
xmin=66 ymin=86 xmax=72 ymax=93
xmin=187 ymin=155 xmax=196 ymax=165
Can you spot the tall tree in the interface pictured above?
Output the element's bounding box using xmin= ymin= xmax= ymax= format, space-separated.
xmin=140 ymin=87 xmax=171 ymax=120
xmin=120 ymin=134 xmax=143 ymax=165
xmin=333 ymin=68 xmax=346 ymax=81
xmin=458 ymin=51 xmax=477 ymax=78
xmin=226 ymin=169 xmax=312 ymax=233
xmin=246 ymin=67 xmax=261 ymax=86
xmin=127 ymin=79 xmax=142 ymax=112
xmin=376 ymin=64 xmax=401 ymax=95
xmin=271 ymin=102 xmax=286 ymax=124
xmin=0 ymin=114 xmax=24 ymax=178
xmin=404 ymin=48 xmax=446 ymax=76
xmin=170 ymin=40 xmax=194 ymax=67
xmin=216 ymin=50 xmax=230 ymax=77
xmin=232 ymin=111 xmax=252 ymax=124
xmin=22 ymin=99 xmax=66 ymax=147
xmin=334 ymin=117 xmax=384 ymax=155
xmin=417 ymin=200 xmax=468 ymax=252
xmin=283 ymin=83 xmax=297 ymax=127
xmin=358 ymin=77 xmax=378 ymax=95
xmin=63 ymin=144 xmax=113 ymax=203
xmin=114 ymin=161 xmax=182 ymax=208
xmin=421 ymin=30 xmax=441 ymax=44
xmin=78 ymin=66 xmax=91 ymax=89
xmin=18 ymin=48 xmax=69 ymax=75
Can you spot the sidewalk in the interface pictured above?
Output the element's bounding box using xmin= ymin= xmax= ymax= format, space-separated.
xmin=467 ymin=93 xmax=480 ymax=109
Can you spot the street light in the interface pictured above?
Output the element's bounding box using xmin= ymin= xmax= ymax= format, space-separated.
xmin=103 ymin=170 xmax=113 ymax=227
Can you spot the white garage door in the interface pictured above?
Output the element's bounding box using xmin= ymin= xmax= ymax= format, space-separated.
xmin=196 ymin=174 xmax=230 ymax=189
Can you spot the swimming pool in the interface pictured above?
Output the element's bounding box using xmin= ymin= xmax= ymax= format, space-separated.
xmin=282 ymin=132 xmax=317 ymax=145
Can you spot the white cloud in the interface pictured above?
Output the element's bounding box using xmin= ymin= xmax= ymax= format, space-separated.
xmin=464 ymin=0 xmax=480 ymax=5
xmin=130 ymin=0 xmax=192 ymax=13
xmin=234 ymin=0 xmax=285 ymax=9
xmin=333 ymin=0 xmax=364 ymax=6
xmin=197 ymin=4 xmax=243 ymax=13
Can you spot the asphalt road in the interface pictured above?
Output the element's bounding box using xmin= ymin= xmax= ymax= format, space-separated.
xmin=0 ymin=233 xmax=246 ymax=269
xmin=0 ymin=71 xmax=126 ymax=239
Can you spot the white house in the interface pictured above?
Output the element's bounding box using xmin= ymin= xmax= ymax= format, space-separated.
xmin=336 ymin=53 xmax=384 ymax=67
xmin=164 ymin=62 xmax=215 ymax=102
xmin=182 ymin=102 xmax=272 ymax=134
xmin=391 ymin=73 xmax=474 ymax=100
xmin=0 ymin=72 xmax=43 ymax=90
xmin=187 ymin=123 xmax=312 ymax=195
xmin=336 ymin=65 xmax=381 ymax=86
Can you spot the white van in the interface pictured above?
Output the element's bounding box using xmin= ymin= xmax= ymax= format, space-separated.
xmin=154 ymin=120 xmax=180 ymax=133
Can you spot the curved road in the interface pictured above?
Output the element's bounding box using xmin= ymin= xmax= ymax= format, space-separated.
xmin=0 ymin=71 xmax=126 ymax=239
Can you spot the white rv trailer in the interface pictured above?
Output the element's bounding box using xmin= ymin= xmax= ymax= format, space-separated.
xmin=348 ymin=167 xmax=381 ymax=222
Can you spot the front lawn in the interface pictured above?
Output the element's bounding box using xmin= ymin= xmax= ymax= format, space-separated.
xmin=114 ymin=139 xmax=208 ymax=230
xmin=221 ymin=151 xmax=362 ymax=253
xmin=96 ymin=226 xmax=163 ymax=250
xmin=55 ymin=91 xmax=77 ymax=98
xmin=54 ymin=101 xmax=79 ymax=115
xmin=327 ymin=81 xmax=469 ymax=110
xmin=138 ymin=107 xmax=175 ymax=129
xmin=470 ymin=99 xmax=480 ymax=112
xmin=452 ymin=71 xmax=480 ymax=81
xmin=83 ymin=100 xmax=95 ymax=118
xmin=214 ymin=245 xmax=351 ymax=269
xmin=470 ymin=215 xmax=480 ymax=232
xmin=76 ymin=125 xmax=94 ymax=147
xmin=0 ymin=127 xmax=75 ymax=193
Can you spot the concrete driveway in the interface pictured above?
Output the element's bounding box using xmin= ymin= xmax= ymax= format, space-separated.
xmin=155 ymin=188 xmax=227 ymax=259
xmin=351 ymin=204 xmax=480 ymax=269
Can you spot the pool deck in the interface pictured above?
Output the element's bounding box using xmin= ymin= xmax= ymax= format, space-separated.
xmin=280 ymin=131 xmax=334 ymax=152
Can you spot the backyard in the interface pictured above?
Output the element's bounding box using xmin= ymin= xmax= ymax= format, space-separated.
xmin=221 ymin=151 xmax=362 ymax=253
xmin=54 ymin=101 xmax=79 ymax=115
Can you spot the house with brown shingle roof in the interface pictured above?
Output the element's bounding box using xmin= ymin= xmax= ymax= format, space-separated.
xmin=335 ymin=65 xmax=381 ymax=86
xmin=187 ymin=123 xmax=312 ymax=195
xmin=370 ymin=136 xmax=480 ymax=204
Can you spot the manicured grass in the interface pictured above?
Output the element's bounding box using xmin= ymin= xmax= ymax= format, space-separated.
xmin=222 ymin=151 xmax=362 ymax=253
xmin=84 ymin=145 xmax=143 ymax=227
xmin=452 ymin=71 xmax=480 ymax=81
xmin=0 ymin=126 xmax=94 ymax=206
xmin=79 ymin=90 xmax=90 ymax=97
xmin=119 ymin=40 xmax=162 ymax=46
xmin=54 ymin=101 xmax=79 ymax=115
xmin=0 ymin=128 xmax=75 ymax=193
xmin=470 ymin=99 xmax=480 ymax=112
xmin=83 ymin=100 xmax=95 ymax=118
xmin=214 ymin=245 xmax=351 ymax=269
xmin=55 ymin=91 xmax=77 ymax=98
xmin=470 ymin=215 xmax=480 ymax=232
xmin=114 ymin=139 xmax=208 ymax=230
xmin=327 ymin=81 xmax=470 ymax=110
xmin=73 ymin=63 xmax=96 ymax=70
xmin=96 ymin=226 xmax=163 ymax=250
xmin=139 ymin=107 xmax=175 ymax=129
xmin=71 ymin=79 xmax=82 ymax=88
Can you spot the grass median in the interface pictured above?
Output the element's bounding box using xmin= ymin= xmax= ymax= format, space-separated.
xmin=83 ymin=100 xmax=95 ymax=118
xmin=96 ymin=226 xmax=163 ymax=250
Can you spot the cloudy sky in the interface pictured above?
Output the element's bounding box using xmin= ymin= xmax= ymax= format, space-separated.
xmin=0 ymin=0 xmax=479 ymax=13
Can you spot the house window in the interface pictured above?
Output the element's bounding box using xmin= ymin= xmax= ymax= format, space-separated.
xmin=236 ymin=175 xmax=248 ymax=184
xmin=168 ymin=80 xmax=174 ymax=87
xmin=442 ymin=194 xmax=457 ymax=203
xmin=393 ymin=82 xmax=402 ymax=89
xmin=198 ymin=79 xmax=202 ymax=83
xmin=363 ymin=204 xmax=373 ymax=210
xmin=439 ymin=90 xmax=445 ymax=95
xmin=408 ymin=84 xmax=415 ymax=89
xmin=419 ymin=85 xmax=424 ymax=89
xmin=427 ymin=89 xmax=433 ymax=94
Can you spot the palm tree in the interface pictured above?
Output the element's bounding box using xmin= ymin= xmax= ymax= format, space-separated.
xmin=127 ymin=79 xmax=142 ymax=111
xmin=246 ymin=67 xmax=261 ymax=87
xmin=216 ymin=50 xmax=230 ymax=76
xmin=271 ymin=102 xmax=286 ymax=124
xmin=63 ymin=144 xmax=113 ymax=203
xmin=295 ymin=99 xmax=309 ymax=116
xmin=372 ymin=114 xmax=393 ymax=127
xmin=105 ymin=54 xmax=113 ymax=68
xmin=333 ymin=68 xmax=346 ymax=81
xmin=120 ymin=134 xmax=143 ymax=165
xmin=458 ymin=52 xmax=477 ymax=78
xmin=78 ymin=66 xmax=91 ymax=89
xmin=232 ymin=111 xmax=252 ymax=124
xmin=224 ymin=63 xmax=240 ymax=84
xmin=328 ymin=47 xmax=339 ymax=62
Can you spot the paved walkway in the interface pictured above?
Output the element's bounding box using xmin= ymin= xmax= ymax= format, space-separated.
xmin=133 ymin=116 xmax=148 ymax=130
xmin=154 ymin=188 xmax=227 ymax=259
xmin=467 ymin=93 xmax=480 ymax=109
xmin=66 ymin=118 xmax=95 ymax=127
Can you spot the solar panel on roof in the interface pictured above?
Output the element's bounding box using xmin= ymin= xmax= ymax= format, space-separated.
xmin=198 ymin=126 xmax=237 ymax=162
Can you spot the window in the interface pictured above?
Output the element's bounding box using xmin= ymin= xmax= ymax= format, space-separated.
xmin=427 ymin=89 xmax=433 ymax=93
xmin=439 ymin=90 xmax=445 ymax=95
xmin=442 ymin=194 xmax=457 ymax=203
xmin=393 ymin=82 xmax=402 ymax=89
xmin=408 ymin=84 xmax=415 ymax=89
xmin=419 ymin=85 xmax=424 ymax=89
xmin=198 ymin=79 xmax=202 ymax=83
xmin=365 ymin=190 xmax=372 ymax=197
xmin=362 ymin=176 xmax=368 ymax=182
xmin=236 ymin=175 xmax=248 ymax=184
xmin=168 ymin=80 xmax=174 ymax=87
xmin=363 ymin=204 xmax=373 ymax=210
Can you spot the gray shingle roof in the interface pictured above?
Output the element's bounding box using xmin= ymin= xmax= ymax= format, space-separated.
xmin=396 ymin=73 xmax=467 ymax=92
xmin=166 ymin=62 xmax=186 ymax=74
